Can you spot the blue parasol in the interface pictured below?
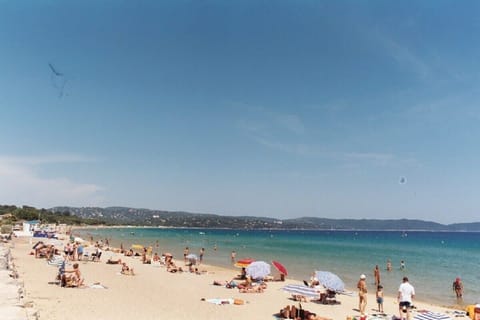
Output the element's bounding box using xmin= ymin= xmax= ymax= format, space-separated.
xmin=315 ymin=271 xmax=345 ymax=292
xmin=186 ymin=253 xmax=198 ymax=265
xmin=246 ymin=261 xmax=271 ymax=280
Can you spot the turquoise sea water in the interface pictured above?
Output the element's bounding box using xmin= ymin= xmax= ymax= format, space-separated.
xmin=75 ymin=228 xmax=480 ymax=306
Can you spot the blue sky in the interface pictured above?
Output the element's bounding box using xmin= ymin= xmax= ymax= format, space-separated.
xmin=1 ymin=1 xmax=479 ymax=224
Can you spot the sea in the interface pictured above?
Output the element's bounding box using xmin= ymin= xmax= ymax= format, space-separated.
xmin=74 ymin=227 xmax=480 ymax=307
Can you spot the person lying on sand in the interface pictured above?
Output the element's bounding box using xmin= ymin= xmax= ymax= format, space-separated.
xmin=280 ymin=305 xmax=331 ymax=320
xmin=106 ymin=258 xmax=122 ymax=264
xmin=33 ymin=243 xmax=55 ymax=259
xmin=239 ymin=283 xmax=267 ymax=293
xmin=237 ymin=275 xmax=253 ymax=289
xmin=213 ymin=278 xmax=238 ymax=288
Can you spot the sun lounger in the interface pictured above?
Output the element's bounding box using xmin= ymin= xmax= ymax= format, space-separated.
xmin=413 ymin=311 xmax=452 ymax=320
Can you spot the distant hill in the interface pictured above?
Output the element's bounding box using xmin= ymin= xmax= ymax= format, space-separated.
xmin=49 ymin=206 xmax=480 ymax=231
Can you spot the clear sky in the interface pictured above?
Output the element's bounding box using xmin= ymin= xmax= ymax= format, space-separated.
xmin=1 ymin=1 xmax=479 ymax=224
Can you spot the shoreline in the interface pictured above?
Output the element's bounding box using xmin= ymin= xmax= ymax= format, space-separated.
xmin=74 ymin=226 xmax=476 ymax=308
xmin=4 ymin=230 xmax=466 ymax=320
xmin=71 ymin=224 xmax=480 ymax=233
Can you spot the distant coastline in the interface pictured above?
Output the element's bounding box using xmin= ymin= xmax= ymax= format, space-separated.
xmin=2 ymin=204 xmax=479 ymax=231
xmin=73 ymin=224 xmax=480 ymax=233
xmin=53 ymin=205 xmax=480 ymax=231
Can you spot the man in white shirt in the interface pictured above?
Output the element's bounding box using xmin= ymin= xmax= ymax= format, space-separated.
xmin=398 ymin=276 xmax=415 ymax=320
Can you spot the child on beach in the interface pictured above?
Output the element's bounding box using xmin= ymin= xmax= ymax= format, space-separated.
xmin=376 ymin=285 xmax=384 ymax=313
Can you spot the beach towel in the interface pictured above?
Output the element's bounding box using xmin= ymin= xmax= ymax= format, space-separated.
xmin=205 ymin=298 xmax=234 ymax=305
xmin=47 ymin=255 xmax=64 ymax=266
xmin=413 ymin=311 xmax=452 ymax=320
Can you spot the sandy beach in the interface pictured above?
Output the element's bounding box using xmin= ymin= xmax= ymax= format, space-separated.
xmin=4 ymin=235 xmax=464 ymax=320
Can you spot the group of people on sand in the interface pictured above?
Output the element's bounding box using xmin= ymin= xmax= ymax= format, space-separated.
xmin=33 ymin=240 xmax=84 ymax=263
xmin=30 ymin=240 xmax=87 ymax=287
xmin=280 ymin=304 xmax=332 ymax=320
xmin=357 ymin=268 xmax=415 ymax=320
xmin=61 ymin=262 xmax=85 ymax=287
xmin=214 ymin=274 xmax=268 ymax=293
xmin=104 ymin=241 xmax=209 ymax=276
xmin=105 ymin=258 xmax=135 ymax=275
xmin=32 ymin=241 xmax=57 ymax=259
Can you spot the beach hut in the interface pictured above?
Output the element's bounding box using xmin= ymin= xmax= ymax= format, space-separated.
xmin=13 ymin=220 xmax=39 ymax=237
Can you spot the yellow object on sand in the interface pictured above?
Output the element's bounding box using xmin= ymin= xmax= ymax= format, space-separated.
xmin=465 ymin=305 xmax=475 ymax=320
xmin=131 ymin=244 xmax=144 ymax=250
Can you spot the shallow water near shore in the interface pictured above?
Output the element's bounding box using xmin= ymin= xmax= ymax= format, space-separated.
xmin=75 ymin=228 xmax=480 ymax=307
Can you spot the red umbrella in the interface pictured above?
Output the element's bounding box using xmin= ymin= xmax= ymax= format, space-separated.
xmin=234 ymin=258 xmax=255 ymax=268
xmin=272 ymin=260 xmax=288 ymax=276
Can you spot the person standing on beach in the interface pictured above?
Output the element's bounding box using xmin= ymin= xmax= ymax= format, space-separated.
xmin=386 ymin=259 xmax=392 ymax=271
xmin=398 ymin=276 xmax=415 ymax=320
xmin=374 ymin=265 xmax=381 ymax=287
xmin=357 ymin=274 xmax=367 ymax=314
xmin=452 ymin=277 xmax=463 ymax=299
xmin=199 ymin=248 xmax=205 ymax=264
xmin=184 ymin=247 xmax=189 ymax=263
xmin=376 ymin=285 xmax=384 ymax=313
xmin=231 ymin=250 xmax=236 ymax=263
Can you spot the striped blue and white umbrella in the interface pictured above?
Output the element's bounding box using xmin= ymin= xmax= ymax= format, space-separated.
xmin=414 ymin=311 xmax=452 ymax=320
xmin=282 ymin=284 xmax=320 ymax=298
xmin=282 ymin=284 xmax=321 ymax=298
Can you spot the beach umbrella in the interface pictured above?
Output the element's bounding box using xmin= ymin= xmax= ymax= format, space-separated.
xmin=74 ymin=237 xmax=85 ymax=243
xmin=186 ymin=253 xmax=198 ymax=265
xmin=246 ymin=261 xmax=271 ymax=280
xmin=186 ymin=253 xmax=197 ymax=260
xmin=272 ymin=260 xmax=288 ymax=276
xmin=282 ymin=284 xmax=321 ymax=298
xmin=413 ymin=312 xmax=452 ymax=320
xmin=234 ymin=258 xmax=255 ymax=268
xmin=315 ymin=271 xmax=345 ymax=292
